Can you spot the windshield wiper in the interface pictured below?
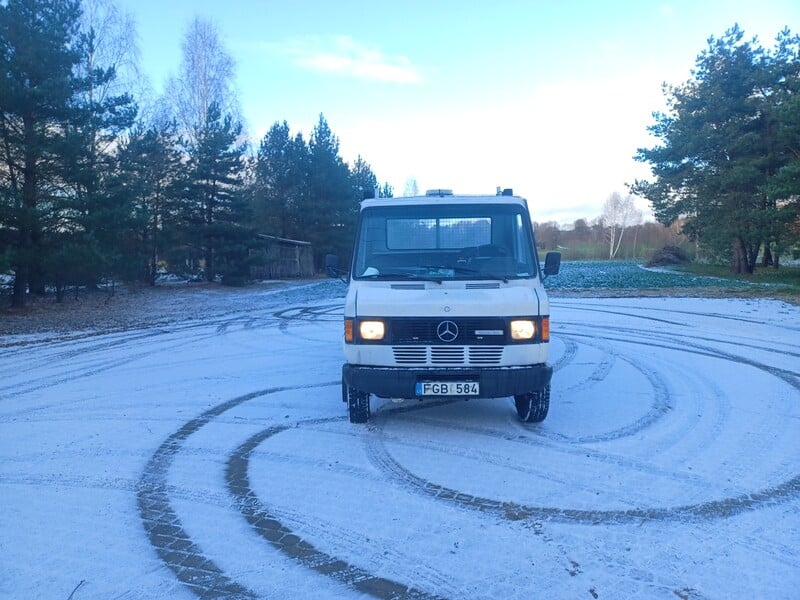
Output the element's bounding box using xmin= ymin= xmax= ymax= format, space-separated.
xmin=360 ymin=271 xmax=443 ymax=284
xmin=486 ymin=274 xmax=510 ymax=282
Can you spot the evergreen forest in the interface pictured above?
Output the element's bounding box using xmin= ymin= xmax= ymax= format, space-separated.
xmin=2 ymin=2 xmax=799 ymax=308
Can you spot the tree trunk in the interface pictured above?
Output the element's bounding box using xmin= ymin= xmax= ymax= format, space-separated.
xmin=732 ymin=237 xmax=749 ymax=274
xmin=11 ymin=268 xmax=27 ymax=307
xmin=608 ymin=225 xmax=615 ymax=259
xmin=762 ymin=245 xmax=773 ymax=268
xmin=12 ymin=116 xmax=39 ymax=308
xmin=205 ymin=247 xmax=214 ymax=282
xmin=746 ymin=241 xmax=759 ymax=274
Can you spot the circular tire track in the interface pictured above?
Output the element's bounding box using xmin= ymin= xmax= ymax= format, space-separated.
xmin=362 ymin=324 xmax=800 ymax=526
xmin=137 ymin=384 xmax=445 ymax=599
xmin=365 ymin=412 xmax=800 ymax=526
xmin=132 ymin=297 xmax=799 ymax=597
xmin=225 ymin=421 xmax=445 ymax=600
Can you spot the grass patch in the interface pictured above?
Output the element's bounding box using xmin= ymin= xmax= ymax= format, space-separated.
xmin=544 ymin=260 xmax=800 ymax=305
xmin=674 ymin=263 xmax=800 ymax=292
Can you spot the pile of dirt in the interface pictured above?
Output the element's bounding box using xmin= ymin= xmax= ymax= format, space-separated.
xmin=646 ymin=245 xmax=690 ymax=267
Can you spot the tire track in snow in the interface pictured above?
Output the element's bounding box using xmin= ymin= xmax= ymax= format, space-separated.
xmin=0 ymin=305 xmax=300 ymax=413
xmin=551 ymin=300 xmax=800 ymax=332
xmin=362 ymin=324 xmax=800 ymax=526
xmin=28 ymin=293 xmax=796 ymax=597
xmin=547 ymin=335 xmax=673 ymax=445
xmin=138 ymin=384 xmax=446 ymax=599
xmin=549 ymin=336 xmax=578 ymax=371
xmin=225 ymin=421 xmax=448 ymax=600
xmin=137 ymin=389 xmax=272 ymax=599
xmin=557 ymin=319 xmax=800 ymax=362
xmin=364 ymin=415 xmax=800 ymax=526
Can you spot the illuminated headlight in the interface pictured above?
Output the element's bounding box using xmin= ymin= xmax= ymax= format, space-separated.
xmin=510 ymin=319 xmax=536 ymax=340
xmin=359 ymin=320 xmax=385 ymax=341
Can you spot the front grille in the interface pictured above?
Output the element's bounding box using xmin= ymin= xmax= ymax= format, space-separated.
xmin=468 ymin=346 xmax=504 ymax=364
xmin=393 ymin=347 xmax=427 ymax=364
xmin=392 ymin=345 xmax=503 ymax=365
xmin=390 ymin=318 xmax=506 ymax=345
xmin=431 ymin=346 xmax=464 ymax=364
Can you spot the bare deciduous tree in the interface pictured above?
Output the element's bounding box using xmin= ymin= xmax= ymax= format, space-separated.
xmin=403 ymin=177 xmax=419 ymax=197
xmin=78 ymin=0 xmax=142 ymax=106
xmin=601 ymin=192 xmax=637 ymax=259
xmin=166 ymin=17 xmax=238 ymax=145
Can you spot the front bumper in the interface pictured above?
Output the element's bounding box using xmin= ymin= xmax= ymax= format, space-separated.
xmin=342 ymin=363 xmax=552 ymax=399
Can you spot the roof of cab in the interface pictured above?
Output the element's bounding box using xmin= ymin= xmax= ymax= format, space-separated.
xmin=360 ymin=194 xmax=529 ymax=210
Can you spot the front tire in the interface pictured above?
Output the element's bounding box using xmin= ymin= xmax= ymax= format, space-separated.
xmin=346 ymin=383 xmax=371 ymax=423
xmin=514 ymin=385 xmax=550 ymax=423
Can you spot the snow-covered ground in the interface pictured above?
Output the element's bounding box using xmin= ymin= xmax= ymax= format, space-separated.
xmin=1 ymin=281 xmax=799 ymax=599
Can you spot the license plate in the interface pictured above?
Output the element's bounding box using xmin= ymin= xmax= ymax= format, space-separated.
xmin=415 ymin=381 xmax=479 ymax=396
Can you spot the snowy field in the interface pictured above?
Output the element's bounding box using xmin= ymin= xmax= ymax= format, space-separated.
xmin=1 ymin=280 xmax=799 ymax=599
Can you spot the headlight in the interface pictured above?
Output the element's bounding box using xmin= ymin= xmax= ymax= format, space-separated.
xmin=510 ymin=319 xmax=536 ymax=340
xmin=359 ymin=320 xmax=385 ymax=341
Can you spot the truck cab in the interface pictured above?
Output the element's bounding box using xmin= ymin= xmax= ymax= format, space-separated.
xmin=340 ymin=189 xmax=559 ymax=423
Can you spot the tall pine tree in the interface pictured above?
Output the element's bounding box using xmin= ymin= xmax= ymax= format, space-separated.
xmin=113 ymin=121 xmax=185 ymax=284
xmin=253 ymin=121 xmax=309 ymax=239
xmin=183 ymin=102 xmax=251 ymax=284
xmin=58 ymin=24 xmax=137 ymax=291
xmin=0 ymin=0 xmax=83 ymax=306
xmin=634 ymin=25 xmax=800 ymax=272
xmin=305 ymin=114 xmax=357 ymax=268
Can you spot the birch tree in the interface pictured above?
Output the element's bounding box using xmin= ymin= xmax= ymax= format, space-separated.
xmin=166 ymin=17 xmax=237 ymax=145
xmin=601 ymin=192 xmax=636 ymax=259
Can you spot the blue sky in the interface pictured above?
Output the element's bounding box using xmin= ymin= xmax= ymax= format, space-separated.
xmin=117 ymin=0 xmax=799 ymax=224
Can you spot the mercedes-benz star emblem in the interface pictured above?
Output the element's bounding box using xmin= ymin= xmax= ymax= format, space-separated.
xmin=436 ymin=320 xmax=459 ymax=343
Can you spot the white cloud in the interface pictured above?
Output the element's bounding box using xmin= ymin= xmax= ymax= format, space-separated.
xmin=279 ymin=35 xmax=422 ymax=84
xmin=334 ymin=68 xmax=669 ymax=224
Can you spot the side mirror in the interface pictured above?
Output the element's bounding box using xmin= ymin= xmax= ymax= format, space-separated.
xmin=542 ymin=251 xmax=561 ymax=278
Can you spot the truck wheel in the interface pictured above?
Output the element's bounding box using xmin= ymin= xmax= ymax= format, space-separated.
xmin=346 ymin=384 xmax=371 ymax=423
xmin=514 ymin=385 xmax=550 ymax=423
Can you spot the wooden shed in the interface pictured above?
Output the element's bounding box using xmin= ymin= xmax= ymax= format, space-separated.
xmin=250 ymin=234 xmax=315 ymax=279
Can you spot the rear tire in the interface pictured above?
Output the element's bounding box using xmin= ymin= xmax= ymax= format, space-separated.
xmin=346 ymin=383 xmax=370 ymax=423
xmin=514 ymin=385 xmax=550 ymax=423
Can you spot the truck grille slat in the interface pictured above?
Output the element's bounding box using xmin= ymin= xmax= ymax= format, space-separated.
xmin=392 ymin=346 xmax=503 ymax=366
xmin=393 ymin=347 xmax=427 ymax=364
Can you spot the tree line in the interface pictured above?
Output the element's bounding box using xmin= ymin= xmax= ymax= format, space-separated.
xmin=3 ymin=3 xmax=798 ymax=312
xmin=634 ymin=25 xmax=800 ymax=273
xmin=0 ymin=0 xmax=391 ymax=308
xmin=534 ymin=216 xmax=685 ymax=262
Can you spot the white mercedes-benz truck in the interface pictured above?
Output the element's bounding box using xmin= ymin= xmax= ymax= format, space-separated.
xmin=339 ymin=189 xmax=560 ymax=423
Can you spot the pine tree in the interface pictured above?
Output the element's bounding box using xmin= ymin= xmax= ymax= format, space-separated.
xmin=183 ymin=102 xmax=251 ymax=284
xmin=0 ymin=0 xmax=83 ymax=306
xmin=304 ymin=114 xmax=357 ymax=268
xmin=114 ymin=122 xmax=185 ymax=284
xmin=351 ymin=155 xmax=379 ymax=201
xmin=253 ymin=121 xmax=309 ymax=239
xmin=59 ymin=24 xmax=137 ymax=290
xmin=634 ymin=25 xmax=800 ymax=272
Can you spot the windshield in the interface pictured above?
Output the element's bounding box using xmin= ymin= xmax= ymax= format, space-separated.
xmin=352 ymin=203 xmax=538 ymax=282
